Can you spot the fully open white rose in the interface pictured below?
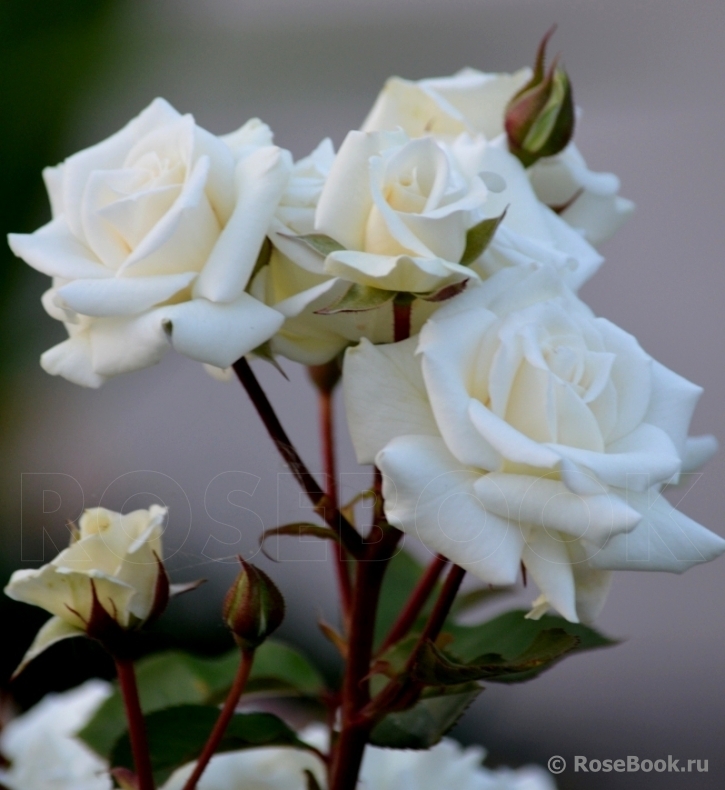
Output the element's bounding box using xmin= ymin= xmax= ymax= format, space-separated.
xmin=8 ymin=99 xmax=290 ymax=387
xmin=344 ymin=265 xmax=724 ymax=622
xmin=5 ymin=506 xmax=167 ymax=669
xmin=362 ymin=68 xmax=633 ymax=246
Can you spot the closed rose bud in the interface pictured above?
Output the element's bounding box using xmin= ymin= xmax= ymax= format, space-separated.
xmin=223 ymin=559 xmax=285 ymax=649
xmin=505 ymin=28 xmax=575 ymax=168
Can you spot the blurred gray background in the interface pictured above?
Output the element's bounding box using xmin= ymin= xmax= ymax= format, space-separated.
xmin=1 ymin=1 xmax=724 ymax=787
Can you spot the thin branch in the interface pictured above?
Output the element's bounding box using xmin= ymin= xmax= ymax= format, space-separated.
xmin=233 ymin=357 xmax=364 ymax=557
xmin=181 ymin=648 xmax=255 ymax=790
xmin=378 ymin=554 xmax=449 ymax=653
xmin=115 ymin=658 xmax=155 ymax=790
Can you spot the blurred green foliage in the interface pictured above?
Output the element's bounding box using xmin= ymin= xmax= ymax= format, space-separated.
xmin=0 ymin=0 xmax=116 ymax=382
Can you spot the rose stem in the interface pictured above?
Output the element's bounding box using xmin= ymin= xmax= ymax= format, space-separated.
xmin=378 ymin=553 xmax=449 ymax=653
xmin=232 ymin=357 xmax=364 ymax=557
xmin=114 ymin=658 xmax=155 ymax=790
xmin=417 ymin=563 xmax=466 ymax=645
xmin=181 ymin=648 xmax=255 ymax=790
xmin=393 ymin=293 xmax=414 ymax=343
xmin=310 ymin=364 xmax=353 ymax=624
xmin=329 ymin=470 xmax=402 ymax=790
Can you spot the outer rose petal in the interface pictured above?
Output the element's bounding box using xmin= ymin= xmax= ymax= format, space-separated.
xmin=161 ymin=294 xmax=284 ymax=368
xmin=344 ymin=337 xmax=438 ymax=464
xmin=589 ymin=489 xmax=725 ymax=572
xmin=681 ymin=435 xmax=718 ymax=473
xmin=377 ymin=435 xmax=524 ymax=585
xmin=12 ymin=617 xmax=84 ymax=676
xmin=41 ymin=333 xmax=108 ymax=388
xmin=56 ymin=272 xmax=197 ymax=317
xmin=8 ymin=218 xmax=111 ymax=280
xmin=521 ymin=528 xmax=579 ymax=623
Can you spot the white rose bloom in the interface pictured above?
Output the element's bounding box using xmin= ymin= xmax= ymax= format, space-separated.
xmin=5 ymin=506 xmax=167 ymax=669
xmin=258 ymin=129 xmax=599 ymax=365
xmin=362 ymin=68 xmax=633 ymax=247
xmin=0 ymin=680 xmax=112 ymax=790
xmin=163 ymin=726 xmax=556 ymax=790
xmin=8 ymin=99 xmax=290 ymax=387
xmin=344 ymin=265 xmax=724 ymax=622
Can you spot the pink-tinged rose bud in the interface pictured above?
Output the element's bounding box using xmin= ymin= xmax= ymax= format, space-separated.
xmin=505 ymin=27 xmax=575 ymax=168
xmin=223 ymin=558 xmax=285 ymax=649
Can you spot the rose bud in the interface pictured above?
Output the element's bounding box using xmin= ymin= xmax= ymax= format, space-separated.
xmin=505 ymin=27 xmax=575 ymax=168
xmin=223 ymin=558 xmax=285 ymax=650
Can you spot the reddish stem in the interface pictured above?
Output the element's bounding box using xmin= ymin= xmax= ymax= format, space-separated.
xmin=379 ymin=554 xmax=449 ymax=653
xmin=329 ymin=525 xmax=401 ymax=790
xmin=418 ymin=563 xmax=466 ymax=645
xmin=115 ymin=658 xmax=155 ymax=790
xmin=181 ymin=648 xmax=255 ymax=790
xmin=393 ymin=295 xmax=413 ymax=343
xmin=233 ymin=357 xmax=364 ymax=557
xmin=318 ymin=385 xmax=353 ymax=622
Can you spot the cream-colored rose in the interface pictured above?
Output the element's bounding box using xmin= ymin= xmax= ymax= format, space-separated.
xmin=5 ymin=506 xmax=167 ymax=669
xmin=362 ymin=69 xmax=633 ymax=246
xmin=258 ymin=128 xmax=600 ymax=365
xmin=344 ymin=265 xmax=724 ymax=622
xmin=8 ymin=99 xmax=290 ymax=387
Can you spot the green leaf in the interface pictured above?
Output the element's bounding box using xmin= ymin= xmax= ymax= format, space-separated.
xmin=459 ymin=210 xmax=507 ymax=266
xmin=411 ymin=628 xmax=578 ymax=686
xmin=248 ymin=640 xmax=326 ymax=696
xmin=374 ymin=550 xmax=438 ymax=649
xmin=443 ymin=609 xmax=615 ymax=683
xmin=369 ymin=686 xmax=480 ymax=750
xmin=280 ymin=232 xmax=346 ymax=258
xmin=111 ymin=706 xmax=307 ymax=785
xmin=315 ymin=283 xmax=395 ymax=314
xmin=79 ymin=642 xmax=324 ymax=758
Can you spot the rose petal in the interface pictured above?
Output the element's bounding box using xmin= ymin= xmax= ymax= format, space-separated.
xmin=161 ymin=293 xmax=284 ymax=368
xmin=474 ymin=473 xmax=640 ymax=547
xmin=377 ymin=435 xmax=523 ymax=585
xmin=344 ymin=337 xmax=438 ymax=464
xmin=193 ymin=146 xmax=292 ymax=302
xmin=589 ymin=489 xmax=725 ymax=572
xmin=57 ymin=272 xmax=196 ymax=317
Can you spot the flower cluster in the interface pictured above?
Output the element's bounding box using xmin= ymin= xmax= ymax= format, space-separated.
xmin=6 ymin=30 xmax=725 ymax=790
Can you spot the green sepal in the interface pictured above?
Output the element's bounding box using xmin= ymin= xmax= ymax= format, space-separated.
xmin=459 ymin=210 xmax=507 ymax=266
xmin=280 ymin=232 xmax=346 ymax=258
xmin=316 ymin=283 xmax=396 ymax=314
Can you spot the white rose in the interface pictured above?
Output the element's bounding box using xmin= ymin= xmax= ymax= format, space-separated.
xmin=258 ymin=129 xmax=599 ymax=365
xmin=8 ymin=98 xmax=290 ymax=387
xmin=0 ymin=680 xmax=112 ymax=790
xmin=344 ymin=265 xmax=724 ymax=622
xmin=251 ymin=139 xmax=439 ymax=364
xmin=362 ymin=68 xmax=633 ymax=247
xmin=162 ymin=725 xmax=556 ymax=790
xmin=310 ymin=129 xmax=494 ymax=294
xmin=5 ymin=506 xmax=167 ymax=669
